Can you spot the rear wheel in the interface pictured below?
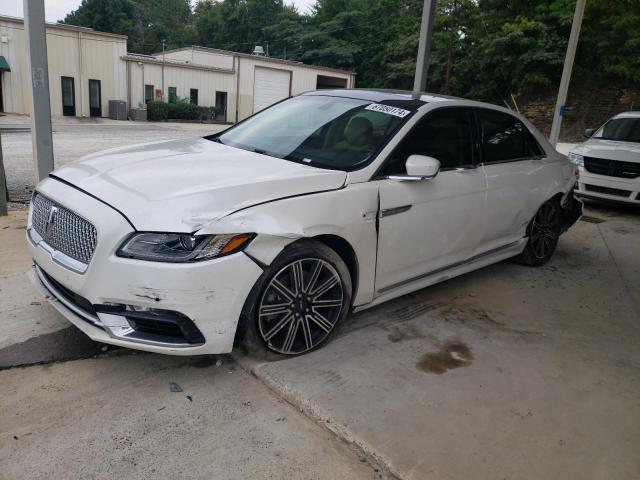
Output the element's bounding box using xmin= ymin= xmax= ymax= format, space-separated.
xmin=240 ymin=240 xmax=352 ymax=356
xmin=515 ymin=199 xmax=562 ymax=266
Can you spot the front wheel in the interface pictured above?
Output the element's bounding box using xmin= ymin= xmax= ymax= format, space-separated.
xmin=515 ymin=199 xmax=562 ymax=267
xmin=239 ymin=240 xmax=352 ymax=356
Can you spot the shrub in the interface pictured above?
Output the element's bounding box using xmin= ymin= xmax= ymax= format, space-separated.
xmin=147 ymin=98 xmax=218 ymax=121
xmin=146 ymin=101 xmax=169 ymax=121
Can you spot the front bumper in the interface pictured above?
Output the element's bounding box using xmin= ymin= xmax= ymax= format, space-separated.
xmin=574 ymin=168 xmax=640 ymax=205
xmin=27 ymin=178 xmax=263 ymax=355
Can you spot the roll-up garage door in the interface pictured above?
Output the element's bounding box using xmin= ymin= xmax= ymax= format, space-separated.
xmin=253 ymin=67 xmax=290 ymax=114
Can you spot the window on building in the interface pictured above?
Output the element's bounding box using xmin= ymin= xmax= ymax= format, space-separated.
xmin=168 ymin=87 xmax=177 ymax=103
xmin=145 ymin=84 xmax=154 ymax=104
xmin=190 ymin=88 xmax=198 ymax=105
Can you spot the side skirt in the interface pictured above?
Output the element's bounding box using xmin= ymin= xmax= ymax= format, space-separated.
xmin=354 ymin=239 xmax=526 ymax=313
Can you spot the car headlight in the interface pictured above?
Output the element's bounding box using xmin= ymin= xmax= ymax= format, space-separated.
xmin=117 ymin=232 xmax=255 ymax=262
xmin=568 ymin=152 xmax=584 ymax=167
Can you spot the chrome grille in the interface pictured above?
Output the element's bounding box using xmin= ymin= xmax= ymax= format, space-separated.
xmin=31 ymin=193 xmax=98 ymax=265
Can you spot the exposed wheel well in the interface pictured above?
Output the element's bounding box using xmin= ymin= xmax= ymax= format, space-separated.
xmin=551 ymin=192 xmax=564 ymax=204
xmin=312 ymin=234 xmax=359 ymax=298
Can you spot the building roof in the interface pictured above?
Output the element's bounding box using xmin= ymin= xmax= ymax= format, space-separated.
xmin=156 ymin=45 xmax=356 ymax=76
xmin=122 ymin=53 xmax=235 ymax=74
xmin=0 ymin=15 xmax=128 ymax=40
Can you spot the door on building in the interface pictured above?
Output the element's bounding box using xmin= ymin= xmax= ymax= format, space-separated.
xmin=145 ymin=85 xmax=154 ymax=104
xmin=0 ymin=74 xmax=3 ymax=113
xmin=89 ymin=79 xmax=101 ymax=117
xmin=61 ymin=76 xmax=76 ymax=116
xmin=316 ymin=75 xmax=348 ymax=89
xmin=215 ymin=91 xmax=227 ymax=121
xmin=253 ymin=67 xmax=290 ymax=114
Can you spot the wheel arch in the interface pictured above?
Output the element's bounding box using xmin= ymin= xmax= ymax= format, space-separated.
xmin=312 ymin=234 xmax=359 ymax=299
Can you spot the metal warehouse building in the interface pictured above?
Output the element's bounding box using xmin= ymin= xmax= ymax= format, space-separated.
xmin=0 ymin=15 xmax=355 ymax=123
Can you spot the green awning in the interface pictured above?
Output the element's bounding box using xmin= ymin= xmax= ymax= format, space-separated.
xmin=0 ymin=56 xmax=10 ymax=72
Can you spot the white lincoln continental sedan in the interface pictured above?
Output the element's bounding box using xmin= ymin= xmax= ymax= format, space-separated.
xmin=27 ymin=90 xmax=582 ymax=356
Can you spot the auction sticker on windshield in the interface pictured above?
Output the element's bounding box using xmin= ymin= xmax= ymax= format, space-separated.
xmin=365 ymin=103 xmax=411 ymax=118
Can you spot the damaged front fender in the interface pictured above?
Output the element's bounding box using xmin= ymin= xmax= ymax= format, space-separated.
xmin=195 ymin=182 xmax=380 ymax=306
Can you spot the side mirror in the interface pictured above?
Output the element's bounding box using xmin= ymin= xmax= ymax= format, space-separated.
xmin=388 ymin=155 xmax=440 ymax=181
xmin=584 ymin=128 xmax=595 ymax=138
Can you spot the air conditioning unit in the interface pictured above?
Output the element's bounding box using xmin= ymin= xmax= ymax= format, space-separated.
xmin=108 ymin=100 xmax=127 ymax=120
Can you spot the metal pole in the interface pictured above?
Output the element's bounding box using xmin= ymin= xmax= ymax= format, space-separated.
xmin=549 ymin=0 xmax=586 ymax=147
xmin=413 ymin=0 xmax=437 ymax=92
xmin=0 ymin=132 xmax=7 ymax=216
xmin=24 ymin=0 xmax=54 ymax=182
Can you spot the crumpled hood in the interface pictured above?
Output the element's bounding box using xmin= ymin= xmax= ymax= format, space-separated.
xmin=52 ymin=137 xmax=347 ymax=232
xmin=572 ymin=138 xmax=640 ymax=163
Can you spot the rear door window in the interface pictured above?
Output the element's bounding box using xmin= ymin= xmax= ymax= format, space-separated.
xmin=477 ymin=109 xmax=543 ymax=163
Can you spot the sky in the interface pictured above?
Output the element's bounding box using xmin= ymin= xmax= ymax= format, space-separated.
xmin=0 ymin=0 xmax=317 ymax=23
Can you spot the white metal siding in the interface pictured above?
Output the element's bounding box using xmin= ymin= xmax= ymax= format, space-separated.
xmin=127 ymin=61 xmax=237 ymax=121
xmin=237 ymin=56 xmax=354 ymax=121
xmin=252 ymin=66 xmax=290 ymax=114
xmin=0 ymin=18 xmax=126 ymax=117
xmin=0 ymin=22 xmax=354 ymax=121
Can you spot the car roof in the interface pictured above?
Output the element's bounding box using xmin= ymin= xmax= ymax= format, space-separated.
xmin=302 ymin=88 xmax=459 ymax=104
xmin=614 ymin=111 xmax=640 ymax=119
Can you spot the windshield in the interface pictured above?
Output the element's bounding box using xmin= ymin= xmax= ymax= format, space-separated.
xmin=214 ymin=95 xmax=412 ymax=170
xmin=593 ymin=117 xmax=640 ymax=143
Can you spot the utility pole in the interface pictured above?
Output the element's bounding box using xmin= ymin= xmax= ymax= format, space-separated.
xmin=549 ymin=0 xmax=586 ymax=147
xmin=0 ymin=133 xmax=7 ymax=216
xmin=161 ymin=39 xmax=166 ymax=101
xmin=413 ymin=0 xmax=437 ymax=92
xmin=24 ymin=0 xmax=54 ymax=182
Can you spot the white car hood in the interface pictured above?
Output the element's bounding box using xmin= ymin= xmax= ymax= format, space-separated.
xmin=572 ymin=138 xmax=640 ymax=163
xmin=52 ymin=138 xmax=347 ymax=231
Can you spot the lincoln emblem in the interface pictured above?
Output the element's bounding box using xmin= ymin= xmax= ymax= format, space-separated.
xmin=45 ymin=206 xmax=58 ymax=240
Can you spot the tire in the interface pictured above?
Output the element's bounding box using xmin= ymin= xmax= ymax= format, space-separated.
xmin=515 ymin=199 xmax=563 ymax=267
xmin=238 ymin=239 xmax=352 ymax=357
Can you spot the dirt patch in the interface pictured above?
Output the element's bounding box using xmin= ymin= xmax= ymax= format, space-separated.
xmin=416 ymin=340 xmax=473 ymax=374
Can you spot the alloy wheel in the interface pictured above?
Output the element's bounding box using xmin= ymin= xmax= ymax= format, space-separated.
xmin=258 ymin=258 xmax=344 ymax=355
xmin=530 ymin=202 xmax=560 ymax=259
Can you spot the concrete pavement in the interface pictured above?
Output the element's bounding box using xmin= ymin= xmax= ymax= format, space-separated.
xmin=238 ymin=202 xmax=640 ymax=480
xmin=0 ymin=354 xmax=378 ymax=480
xmin=2 ymin=201 xmax=640 ymax=479
xmin=0 ymin=211 xmax=104 ymax=368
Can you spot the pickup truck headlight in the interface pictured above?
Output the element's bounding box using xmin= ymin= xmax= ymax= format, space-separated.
xmin=117 ymin=233 xmax=255 ymax=263
xmin=568 ymin=152 xmax=584 ymax=167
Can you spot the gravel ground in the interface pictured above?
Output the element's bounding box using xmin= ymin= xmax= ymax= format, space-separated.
xmin=1 ymin=120 xmax=226 ymax=206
